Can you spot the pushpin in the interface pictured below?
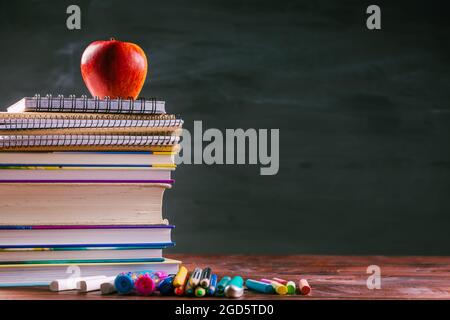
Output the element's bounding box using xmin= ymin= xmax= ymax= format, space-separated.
xmin=208 ymin=274 xmax=218 ymax=296
xmin=286 ymin=281 xmax=296 ymax=294
xmin=217 ymin=276 xmax=231 ymax=296
xmin=299 ymin=279 xmax=311 ymax=295
xmin=134 ymin=274 xmax=156 ymax=295
xmin=245 ymin=279 xmax=275 ymax=294
xmin=224 ymin=276 xmax=244 ymax=298
xmin=134 ymin=271 xmax=167 ymax=295
xmin=115 ymin=270 xmax=153 ymax=294
xmin=199 ymin=267 xmax=212 ymax=288
xmin=189 ymin=267 xmax=202 ymax=287
xmin=173 ymin=266 xmax=188 ymax=287
xmin=195 ymin=286 xmax=206 ymax=297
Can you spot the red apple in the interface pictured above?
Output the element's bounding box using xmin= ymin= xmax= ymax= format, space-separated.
xmin=81 ymin=38 xmax=148 ymax=99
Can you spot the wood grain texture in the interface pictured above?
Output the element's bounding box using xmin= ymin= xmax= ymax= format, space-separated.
xmin=0 ymin=255 xmax=449 ymax=300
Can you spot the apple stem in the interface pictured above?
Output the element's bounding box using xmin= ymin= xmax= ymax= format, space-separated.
xmin=110 ymin=37 xmax=115 ymax=41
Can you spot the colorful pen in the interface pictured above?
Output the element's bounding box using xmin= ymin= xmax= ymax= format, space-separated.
xmin=173 ymin=266 xmax=188 ymax=287
xmin=199 ymin=267 xmax=212 ymax=288
xmin=208 ymin=274 xmax=218 ymax=296
xmin=189 ymin=267 xmax=202 ymax=287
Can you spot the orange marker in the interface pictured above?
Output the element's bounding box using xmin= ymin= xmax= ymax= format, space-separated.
xmin=173 ymin=266 xmax=188 ymax=287
xmin=299 ymin=279 xmax=311 ymax=295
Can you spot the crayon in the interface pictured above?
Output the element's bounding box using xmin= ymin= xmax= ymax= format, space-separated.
xmin=79 ymin=276 xmax=115 ymax=293
xmin=225 ymin=276 xmax=244 ymax=298
xmin=260 ymin=278 xmax=273 ymax=284
xmin=245 ymin=279 xmax=275 ymax=294
xmin=173 ymin=266 xmax=188 ymax=287
xmin=195 ymin=286 xmax=206 ymax=297
xmin=158 ymin=275 xmax=175 ymax=295
xmin=189 ymin=267 xmax=202 ymax=287
xmin=286 ymin=281 xmax=296 ymax=294
xmin=260 ymin=278 xmax=288 ymax=295
xmin=299 ymin=279 xmax=311 ymax=295
xmin=114 ymin=270 xmax=153 ymax=294
xmin=272 ymin=277 xmax=288 ymax=285
xmin=217 ymin=276 xmax=231 ymax=296
xmin=208 ymin=274 xmax=218 ymax=296
xmin=270 ymin=280 xmax=288 ymax=295
xmin=49 ymin=275 xmax=106 ymax=292
xmin=199 ymin=267 xmax=212 ymax=288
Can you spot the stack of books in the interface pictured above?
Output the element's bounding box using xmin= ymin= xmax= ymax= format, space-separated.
xmin=0 ymin=95 xmax=182 ymax=286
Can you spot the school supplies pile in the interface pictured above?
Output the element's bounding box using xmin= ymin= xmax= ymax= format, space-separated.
xmin=245 ymin=277 xmax=311 ymax=295
xmin=98 ymin=265 xmax=244 ymax=298
xmin=0 ymin=94 xmax=183 ymax=286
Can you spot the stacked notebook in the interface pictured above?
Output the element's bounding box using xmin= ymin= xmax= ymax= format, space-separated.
xmin=0 ymin=95 xmax=183 ymax=286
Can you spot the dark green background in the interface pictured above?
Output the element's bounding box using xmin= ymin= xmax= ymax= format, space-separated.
xmin=0 ymin=0 xmax=449 ymax=254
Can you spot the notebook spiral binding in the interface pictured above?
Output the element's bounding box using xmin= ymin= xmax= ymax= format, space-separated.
xmin=0 ymin=134 xmax=180 ymax=148
xmin=0 ymin=112 xmax=182 ymax=130
xmin=31 ymin=94 xmax=160 ymax=114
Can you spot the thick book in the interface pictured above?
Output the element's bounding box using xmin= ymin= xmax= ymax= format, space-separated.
xmin=0 ymin=166 xmax=174 ymax=182
xmin=7 ymin=95 xmax=166 ymax=114
xmin=0 ymin=183 xmax=171 ymax=225
xmin=0 ymin=112 xmax=183 ymax=133
xmin=0 ymin=225 xmax=174 ymax=247
xmin=0 ymin=258 xmax=181 ymax=286
xmin=0 ymin=151 xmax=176 ymax=166
xmin=0 ymin=247 xmax=166 ymax=263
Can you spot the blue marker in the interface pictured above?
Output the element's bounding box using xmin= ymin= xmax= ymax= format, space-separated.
xmin=158 ymin=275 xmax=175 ymax=295
xmin=208 ymin=274 xmax=218 ymax=296
xmin=245 ymin=279 xmax=275 ymax=294
xmin=115 ymin=270 xmax=153 ymax=294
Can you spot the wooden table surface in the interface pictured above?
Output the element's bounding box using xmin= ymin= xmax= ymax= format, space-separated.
xmin=0 ymin=254 xmax=449 ymax=300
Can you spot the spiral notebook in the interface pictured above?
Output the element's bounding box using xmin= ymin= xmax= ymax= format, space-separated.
xmin=0 ymin=112 xmax=183 ymax=135
xmin=7 ymin=95 xmax=165 ymax=114
xmin=0 ymin=134 xmax=180 ymax=151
